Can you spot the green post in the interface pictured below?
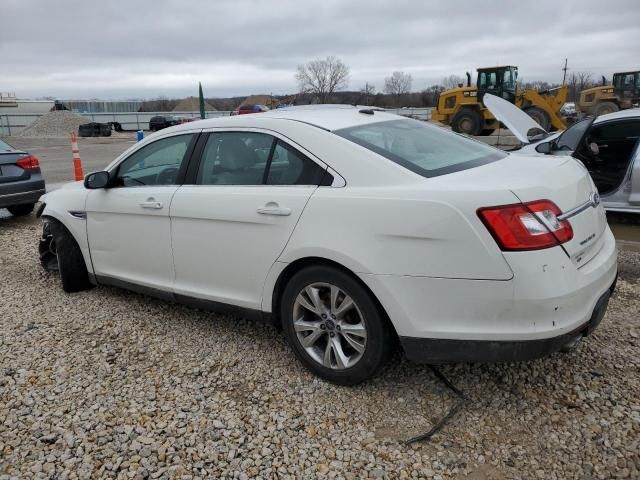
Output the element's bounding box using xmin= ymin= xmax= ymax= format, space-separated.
xmin=199 ymin=82 xmax=205 ymax=119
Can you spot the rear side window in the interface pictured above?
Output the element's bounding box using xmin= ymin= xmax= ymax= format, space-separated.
xmin=197 ymin=132 xmax=271 ymax=185
xmin=0 ymin=139 xmax=13 ymax=151
xmin=335 ymin=119 xmax=506 ymax=177
xmin=196 ymin=132 xmax=329 ymax=186
xmin=267 ymin=140 xmax=327 ymax=185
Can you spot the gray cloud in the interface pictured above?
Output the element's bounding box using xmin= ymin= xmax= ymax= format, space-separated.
xmin=1 ymin=0 xmax=639 ymax=99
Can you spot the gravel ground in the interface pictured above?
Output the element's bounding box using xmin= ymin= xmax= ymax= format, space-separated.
xmin=1 ymin=220 xmax=638 ymax=480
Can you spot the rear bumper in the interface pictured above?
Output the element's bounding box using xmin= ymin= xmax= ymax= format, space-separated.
xmin=362 ymin=226 xmax=618 ymax=362
xmin=400 ymin=280 xmax=615 ymax=363
xmin=0 ymin=184 xmax=45 ymax=208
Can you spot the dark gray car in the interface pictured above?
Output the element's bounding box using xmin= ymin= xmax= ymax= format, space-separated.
xmin=0 ymin=138 xmax=46 ymax=216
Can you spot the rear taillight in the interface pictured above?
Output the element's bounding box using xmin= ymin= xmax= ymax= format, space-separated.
xmin=16 ymin=155 xmax=40 ymax=171
xmin=478 ymin=200 xmax=573 ymax=251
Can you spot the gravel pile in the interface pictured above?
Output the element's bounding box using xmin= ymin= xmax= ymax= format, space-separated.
xmin=18 ymin=111 xmax=93 ymax=138
xmin=0 ymin=221 xmax=638 ymax=479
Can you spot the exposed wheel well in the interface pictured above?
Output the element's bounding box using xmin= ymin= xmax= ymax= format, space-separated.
xmin=271 ymin=257 xmax=399 ymax=345
xmin=41 ymin=215 xmax=87 ymax=265
xmin=42 ymin=215 xmax=67 ymax=235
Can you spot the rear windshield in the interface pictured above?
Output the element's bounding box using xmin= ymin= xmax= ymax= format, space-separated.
xmin=335 ymin=119 xmax=506 ymax=177
xmin=0 ymin=139 xmax=14 ymax=152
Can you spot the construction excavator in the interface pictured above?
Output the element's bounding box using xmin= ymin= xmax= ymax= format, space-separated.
xmin=577 ymin=70 xmax=640 ymax=115
xmin=431 ymin=66 xmax=568 ymax=136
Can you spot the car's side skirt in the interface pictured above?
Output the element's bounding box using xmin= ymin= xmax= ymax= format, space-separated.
xmin=94 ymin=275 xmax=272 ymax=324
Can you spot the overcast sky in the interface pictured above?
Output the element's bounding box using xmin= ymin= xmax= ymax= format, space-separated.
xmin=1 ymin=0 xmax=639 ymax=100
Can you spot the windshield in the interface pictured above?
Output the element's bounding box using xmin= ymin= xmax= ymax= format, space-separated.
xmin=503 ymin=68 xmax=517 ymax=91
xmin=335 ymin=119 xmax=507 ymax=177
xmin=555 ymin=118 xmax=593 ymax=151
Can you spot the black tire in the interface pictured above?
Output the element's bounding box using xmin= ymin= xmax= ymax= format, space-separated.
xmin=39 ymin=220 xmax=58 ymax=272
xmin=451 ymin=108 xmax=483 ymax=136
xmin=523 ymin=107 xmax=551 ymax=131
xmin=281 ymin=265 xmax=392 ymax=385
xmin=49 ymin=221 xmax=92 ymax=293
xmin=478 ymin=128 xmax=495 ymax=136
xmin=593 ymin=101 xmax=619 ymax=116
xmin=7 ymin=203 xmax=34 ymax=216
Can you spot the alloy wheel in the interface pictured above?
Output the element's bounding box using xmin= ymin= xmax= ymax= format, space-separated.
xmin=292 ymin=282 xmax=367 ymax=370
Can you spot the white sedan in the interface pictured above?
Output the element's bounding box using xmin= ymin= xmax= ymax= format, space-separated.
xmin=38 ymin=105 xmax=617 ymax=384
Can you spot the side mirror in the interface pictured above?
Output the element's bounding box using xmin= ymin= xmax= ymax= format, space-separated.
xmin=84 ymin=171 xmax=110 ymax=189
xmin=535 ymin=142 xmax=552 ymax=154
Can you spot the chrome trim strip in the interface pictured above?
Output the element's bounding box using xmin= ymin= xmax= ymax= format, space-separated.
xmin=557 ymin=195 xmax=599 ymax=221
xmin=0 ymin=188 xmax=45 ymax=199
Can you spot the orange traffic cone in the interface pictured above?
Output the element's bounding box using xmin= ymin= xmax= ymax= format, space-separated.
xmin=70 ymin=132 xmax=84 ymax=181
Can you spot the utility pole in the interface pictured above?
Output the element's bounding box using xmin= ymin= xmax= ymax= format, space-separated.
xmin=562 ymin=58 xmax=568 ymax=85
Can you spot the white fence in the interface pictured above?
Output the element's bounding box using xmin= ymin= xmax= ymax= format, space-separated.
xmin=0 ymin=107 xmax=432 ymax=136
xmin=386 ymin=107 xmax=432 ymax=121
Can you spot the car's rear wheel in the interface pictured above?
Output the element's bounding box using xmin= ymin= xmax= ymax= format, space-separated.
xmin=281 ymin=265 xmax=391 ymax=385
xmin=48 ymin=220 xmax=93 ymax=293
xmin=7 ymin=203 xmax=34 ymax=216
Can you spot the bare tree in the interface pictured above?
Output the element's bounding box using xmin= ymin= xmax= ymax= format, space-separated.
xmin=577 ymin=72 xmax=593 ymax=91
xmin=359 ymin=82 xmax=376 ymax=105
xmin=442 ymin=74 xmax=465 ymax=89
xmin=295 ymin=56 xmax=349 ymax=104
xmin=567 ymin=71 xmax=594 ymax=101
xmin=384 ymin=71 xmax=412 ymax=106
xmin=421 ymin=85 xmax=445 ymax=107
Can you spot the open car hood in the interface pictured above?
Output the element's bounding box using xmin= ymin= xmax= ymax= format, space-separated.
xmin=484 ymin=94 xmax=547 ymax=144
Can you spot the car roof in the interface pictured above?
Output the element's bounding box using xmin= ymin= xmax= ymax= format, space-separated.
xmin=167 ymin=105 xmax=401 ymax=133
xmin=594 ymin=107 xmax=640 ymax=123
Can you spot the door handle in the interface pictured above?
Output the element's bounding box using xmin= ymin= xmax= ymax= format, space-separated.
xmin=139 ymin=198 xmax=163 ymax=209
xmin=257 ymin=202 xmax=291 ymax=216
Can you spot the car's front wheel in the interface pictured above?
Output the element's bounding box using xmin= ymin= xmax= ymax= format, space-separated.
xmin=281 ymin=265 xmax=392 ymax=385
xmin=46 ymin=220 xmax=93 ymax=293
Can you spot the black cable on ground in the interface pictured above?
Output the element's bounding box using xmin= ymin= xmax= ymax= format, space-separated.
xmin=405 ymin=365 xmax=467 ymax=444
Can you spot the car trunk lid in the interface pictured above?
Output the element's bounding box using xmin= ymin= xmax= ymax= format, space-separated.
xmin=508 ymin=157 xmax=607 ymax=267
xmin=442 ymin=153 xmax=608 ymax=266
xmin=0 ymin=152 xmax=32 ymax=183
xmin=475 ymin=154 xmax=606 ymax=266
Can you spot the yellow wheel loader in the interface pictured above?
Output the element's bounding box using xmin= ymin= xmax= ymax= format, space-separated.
xmin=578 ymin=71 xmax=640 ymax=115
xmin=432 ymin=66 xmax=568 ymax=136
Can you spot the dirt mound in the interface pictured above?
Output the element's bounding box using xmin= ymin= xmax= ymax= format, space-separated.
xmin=18 ymin=110 xmax=92 ymax=137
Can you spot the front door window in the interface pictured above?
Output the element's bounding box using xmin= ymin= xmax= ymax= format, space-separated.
xmin=117 ymin=134 xmax=194 ymax=187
